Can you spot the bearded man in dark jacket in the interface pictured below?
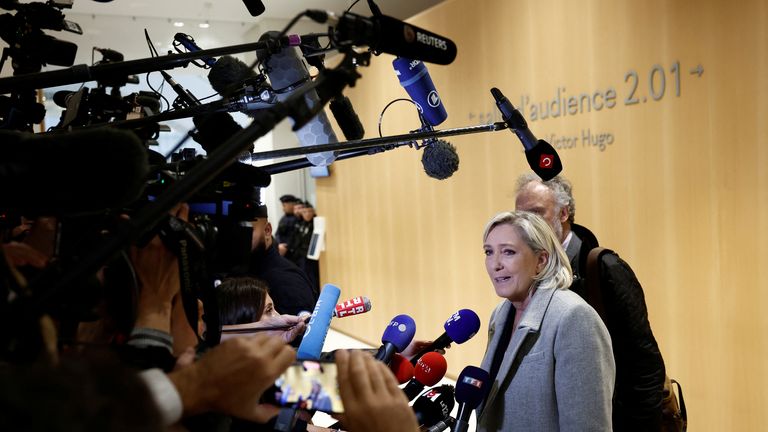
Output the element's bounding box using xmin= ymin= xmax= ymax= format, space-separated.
xmin=515 ymin=173 xmax=666 ymax=432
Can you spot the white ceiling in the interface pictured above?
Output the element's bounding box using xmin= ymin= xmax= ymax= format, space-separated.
xmin=66 ymin=0 xmax=444 ymax=23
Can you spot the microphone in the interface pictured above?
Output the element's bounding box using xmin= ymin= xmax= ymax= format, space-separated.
xmin=321 ymin=11 xmax=457 ymax=65
xmin=333 ymin=296 xmax=372 ymax=318
xmin=421 ymin=139 xmax=459 ymax=180
xmin=191 ymin=111 xmax=255 ymax=158
xmin=403 ymin=352 xmax=448 ymax=400
xmin=160 ymin=71 xmax=200 ymax=108
xmin=94 ymin=47 xmax=124 ymax=62
xmin=328 ymin=96 xmax=365 ymax=140
xmin=296 ymin=283 xmax=341 ymax=360
xmin=242 ymin=0 xmax=265 ymax=16
xmin=173 ymin=33 xmax=216 ymax=67
xmin=205 ymin=54 xmax=279 ymax=113
xmin=410 ymin=309 xmax=481 ymax=365
xmin=389 ymin=353 xmax=415 ymax=384
xmin=453 ymin=366 xmax=490 ymax=432
xmin=0 ymin=128 xmax=148 ymax=215
xmin=374 ymin=314 xmax=416 ymax=364
xmin=298 ymin=35 xmax=365 ymax=141
xmin=259 ymin=31 xmax=338 ymax=167
xmin=392 ymin=57 xmax=447 ymax=126
xmin=392 ymin=57 xmax=458 ymax=180
xmin=208 ymin=55 xmax=260 ymax=96
xmin=425 ymin=416 xmax=455 ymax=432
xmin=491 ymin=87 xmax=563 ymax=181
xmin=53 ymin=90 xmax=79 ymax=109
xmin=412 ymin=384 xmax=455 ymax=427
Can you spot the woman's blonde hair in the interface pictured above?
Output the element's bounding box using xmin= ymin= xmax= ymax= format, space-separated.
xmin=483 ymin=211 xmax=573 ymax=291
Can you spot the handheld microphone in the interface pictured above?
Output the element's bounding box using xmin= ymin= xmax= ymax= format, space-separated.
xmin=333 ymin=296 xmax=372 ymax=318
xmin=296 ymin=283 xmax=341 ymax=360
xmin=453 ymin=366 xmax=490 ymax=432
xmin=0 ymin=128 xmax=148 ymax=215
xmin=403 ymin=352 xmax=448 ymax=400
xmin=410 ymin=309 xmax=481 ymax=365
xmin=374 ymin=314 xmax=416 ymax=364
xmin=491 ymin=87 xmax=563 ymax=181
xmin=412 ymin=384 xmax=455 ymax=428
xmin=392 ymin=57 xmax=447 ymax=126
xmin=259 ymin=31 xmax=338 ymax=167
xmin=389 ymin=353 xmax=415 ymax=384
xmin=322 ymin=11 xmax=458 ymax=65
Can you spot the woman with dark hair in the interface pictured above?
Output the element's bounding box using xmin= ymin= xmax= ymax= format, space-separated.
xmin=216 ymin=276 xmax=306 ymax=344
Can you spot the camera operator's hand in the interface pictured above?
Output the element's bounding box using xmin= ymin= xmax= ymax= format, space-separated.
xmin=335 ymin=350 xmax=419 ymax=432
xmin=131 ymin=204 xmax=189 ymax=333
xmin=2 ymin=241 xmax=48 ymax=269
xmin=168 ymin=334 xmax=295 ymax=422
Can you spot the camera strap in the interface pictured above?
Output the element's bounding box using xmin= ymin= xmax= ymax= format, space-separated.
xmin=158 ymin=215 xmax=209 ymax=347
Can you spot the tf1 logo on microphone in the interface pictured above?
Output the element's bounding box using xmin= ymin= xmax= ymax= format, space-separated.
xmin=461 ymin=376 xmax=485 ymax=389
xmin=539 ymin=154 xmax=554 ymax=169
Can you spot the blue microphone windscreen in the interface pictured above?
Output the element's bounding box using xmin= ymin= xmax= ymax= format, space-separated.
xmin=455 ymin=366 xmax=490 ymax=407
xmin=382 ymin=314 xmax=417 ymax=352
xmin=444 ymin=309 xmax=481 ymax=344
xmin=392 ymin=57 xmax=447 ymax=127
xmin=296 ymin=283 xmax=341 ymax=360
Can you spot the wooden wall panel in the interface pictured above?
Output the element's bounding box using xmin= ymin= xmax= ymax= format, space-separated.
xmin=316 ymin=0 xmax=768 ymax=429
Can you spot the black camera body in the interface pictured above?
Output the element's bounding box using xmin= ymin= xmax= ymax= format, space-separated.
xmin=0 ymin=0 xmax=82 ymax=73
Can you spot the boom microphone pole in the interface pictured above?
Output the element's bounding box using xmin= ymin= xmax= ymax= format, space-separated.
xmin=261 ymin=147 xmax=388 ymax=175
xmin=252 ymin=122 xmax=509 ymax=163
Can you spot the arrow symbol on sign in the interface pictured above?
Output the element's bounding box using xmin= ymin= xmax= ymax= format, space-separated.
xmin=689 ymin=64 xmax=704 ymax=77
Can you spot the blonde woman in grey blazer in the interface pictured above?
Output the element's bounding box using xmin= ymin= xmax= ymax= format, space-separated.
xmin=477 ymin=211 xmax=615 ymax=432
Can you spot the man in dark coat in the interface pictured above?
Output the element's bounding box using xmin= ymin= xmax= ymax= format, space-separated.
xmin=248 ymin=213 xmax=318 ymax=319
xmin=515 ymin=173 xmax=666 ymax=432
xmin=275 ymin=195 xmax=300 ymax=257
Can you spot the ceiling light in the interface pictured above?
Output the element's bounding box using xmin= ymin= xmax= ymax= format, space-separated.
xmin=198 ymin=22 xmax=210 ymax=28
xmin=173 ymin=21 xmax=184 ymax=27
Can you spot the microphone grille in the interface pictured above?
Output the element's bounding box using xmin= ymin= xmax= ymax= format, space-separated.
xmin=421 ymin=139 xmax=459 ymax=180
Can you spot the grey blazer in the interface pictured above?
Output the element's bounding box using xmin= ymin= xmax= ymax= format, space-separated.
xmin=477 ymin=288 xmax=615 ymax=432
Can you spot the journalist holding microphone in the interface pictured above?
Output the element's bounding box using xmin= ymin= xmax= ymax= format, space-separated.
xmin=477 ymin=211 xmax=615 ymax=431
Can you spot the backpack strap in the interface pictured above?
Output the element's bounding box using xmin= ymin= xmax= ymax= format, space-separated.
xmin=671 ymin=379 xmax=688 ymax=430
xmin=585 ymin=247 xmax=613 ymax=325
